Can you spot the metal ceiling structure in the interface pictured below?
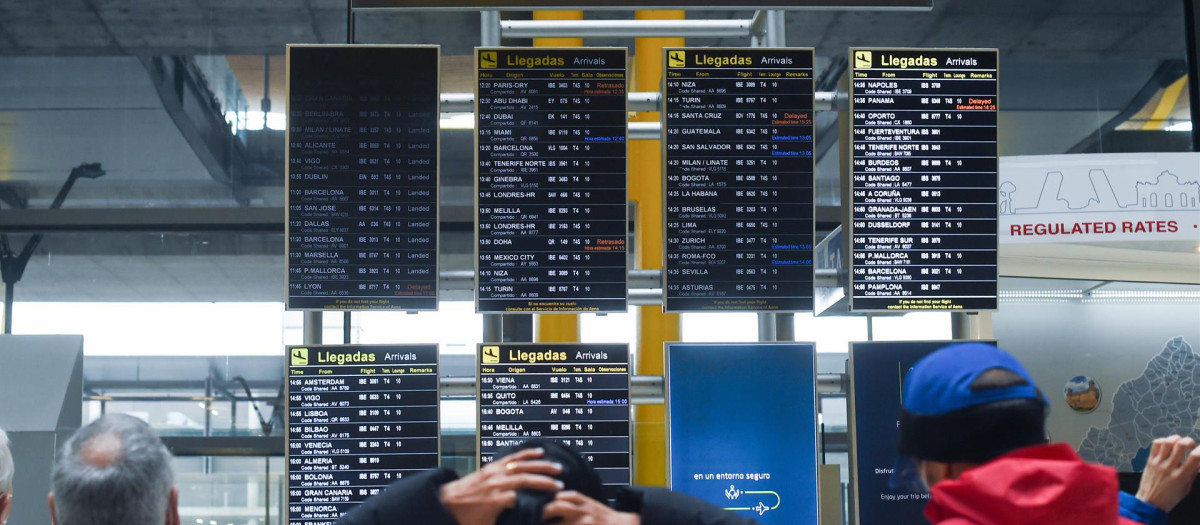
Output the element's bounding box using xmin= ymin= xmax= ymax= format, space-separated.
xmin=0 ymin=0 xmax=1194 ymax=303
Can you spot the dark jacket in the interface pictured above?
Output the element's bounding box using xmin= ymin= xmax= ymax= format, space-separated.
xmin=924 ymin=443 xmax=1165 ymax=525
xmin=619 ymin=486 xmax=764 ymax=525
xmin=337 ymin=469 xmax=460 ymax=525
xmin=336 ymin=468 xmax=763 ymax=525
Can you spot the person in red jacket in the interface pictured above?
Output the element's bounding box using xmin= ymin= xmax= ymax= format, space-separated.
xmin=895 ymin=342 xmax=1200 ymax=525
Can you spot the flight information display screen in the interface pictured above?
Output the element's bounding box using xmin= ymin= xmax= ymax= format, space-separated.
xmin=662 ymin=48 xmax=815 ymax=312
xmin=848 ymin=48 xmax=998 ymax=312
xmin=848 ymin=340 xmax=994 ymax=525
xmin=667 ymin=343 xmax=819 ymax=524
xmin=477 ymin=343 xmax=631 ymax=491
xmin=476 ymin=48 xmax=628 ymax=313
xmin=286 ymin=344 xmax=440 ymax=525
xmin=286 ymin=45 xmax=439 ymax=311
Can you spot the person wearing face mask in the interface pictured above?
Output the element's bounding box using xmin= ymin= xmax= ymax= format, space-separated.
xmin=894 ymin=342 xmax=1200 ymax=525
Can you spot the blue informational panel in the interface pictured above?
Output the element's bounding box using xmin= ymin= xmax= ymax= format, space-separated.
xmin=848 ymin=340 xmax=994 ymax=525
xmin=667 ymin=343 xmax=819 ymax=524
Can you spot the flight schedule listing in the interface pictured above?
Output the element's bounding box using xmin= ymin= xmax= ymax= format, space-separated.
xmin=663 ymin=48 xmax=816 ymax=312
xmin=478 ymin=343 xmax=631 ymax=490
xmin=286 ymin=344 xmax=440 ymax=525
xmin=286 ymin=45 xmax=439 ymax=311
xmin=476 ymin=48 xmax=629 ymax=313
xmin=849 ymin=48 xmax=998 ymax=311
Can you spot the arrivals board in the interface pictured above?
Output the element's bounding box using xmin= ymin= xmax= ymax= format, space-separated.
xmin=475 ymin=48 xmax=629 ymax=313
xmin=477 ymin=343 xmax=631 ymax=491
xmin=286 ymin=344 xmax=440 ymax=525
xmin=286 ymin=45 xmax=439 ymax=311
xmin=848 ymin=48 xmax=998 ymax=311
xmin=662 ymin=48 xmax=815 ymax=312
xmin=848 ymin=340 xmax=993 ymax=525
xmin=666 ymin=343 xmax=819 ymax=525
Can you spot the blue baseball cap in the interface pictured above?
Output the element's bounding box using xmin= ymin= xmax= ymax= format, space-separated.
xmin=889 ymin=342 xmax=1049 ymax=492
xmin=902 ymin=342 xmax=1043 ymax=416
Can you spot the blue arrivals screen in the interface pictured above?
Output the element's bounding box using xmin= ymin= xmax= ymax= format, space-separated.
xmin=848 ymin=340 xmax=993 ymax=525
xmin=667 ymin=343 xmax=819 ymax=525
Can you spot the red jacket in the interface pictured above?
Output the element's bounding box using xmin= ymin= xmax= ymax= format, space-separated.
xmin=924 ymin=443 xmax=1143 ymax=525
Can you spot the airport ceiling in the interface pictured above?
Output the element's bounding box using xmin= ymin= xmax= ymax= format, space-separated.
xmin=0 ymin=0 xmax=1193 ymax=303
xmin=0 ymin=0 xmax=1186 ymax=58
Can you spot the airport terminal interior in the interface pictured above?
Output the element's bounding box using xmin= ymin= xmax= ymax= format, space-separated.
xmin=0 ymin=1 xmax=1199 ymax=524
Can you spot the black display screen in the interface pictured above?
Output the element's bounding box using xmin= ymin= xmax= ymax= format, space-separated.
xmin=475 ymin=48 xmax=628 ymax=313
xmin=477 ymin=343 xmax=631 ymax=491
xmin=286 ymin=45 xmax=439 ymax=311
xmin=286 ymin=344 xmax=440 ymax=525
xmin=848 ymin=48 xmax=998 ymax=312
xmin=662 ymin=48 xmax=815 ymax=312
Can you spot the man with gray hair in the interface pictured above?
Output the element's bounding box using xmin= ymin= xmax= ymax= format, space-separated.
xmin=48 ymin=414 xmax=179 ymax=525
xmin=0 ymin=429 xmax=13 ymax=525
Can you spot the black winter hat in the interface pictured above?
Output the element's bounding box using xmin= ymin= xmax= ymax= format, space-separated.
xmin=493 ymin=439 xmax=606 ymax=525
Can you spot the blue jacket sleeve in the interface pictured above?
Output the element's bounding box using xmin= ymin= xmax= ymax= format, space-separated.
xmin=1119 ymin=491 xmax=1167 ymax=525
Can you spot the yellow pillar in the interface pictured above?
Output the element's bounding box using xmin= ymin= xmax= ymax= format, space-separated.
xmin=533 ymin=11 xmax=584 ymax=48
xmin=631 ymin=10 xmax=683 ymax=487
xmin=533 ymin=11 xmax=583 ymax=343
xmin=536 ymin=314 xmax=581 ymax=342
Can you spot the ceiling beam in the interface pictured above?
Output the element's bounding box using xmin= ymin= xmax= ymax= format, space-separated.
xmin=140 ymin=56 xmax=254 ymax=191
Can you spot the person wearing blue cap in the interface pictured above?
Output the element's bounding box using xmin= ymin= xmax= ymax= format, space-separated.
xmin=896 ymin=342 xmax=1200 ymax=525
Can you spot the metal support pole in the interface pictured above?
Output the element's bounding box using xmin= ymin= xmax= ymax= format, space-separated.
xmin=436 ymin=91 xmax=833 ymax=115
xmin=2 ymin=286 xmax=11 ymax=335
xmin=343 ymin=312 xmax=352 ymax=344
xmin=346 ymin=0 xmax=355 ymax=44
xmin=303 ymin=311 xmax=323 ymax=345
xmin=204 ymin=374 xmax=213 ymax=475
xmin=629 ymin=122 xmax=662 ymax=140
xmin=776 ymin=313 xmax=795 ymax=341
xmin=951 ymin=312 xmax=973 ymax=340
xmin=442 ymin=373 xmax=845 ymax=402
xmin=866 ymin=314 xmax=874 ymax=341
xmin=628 ymin=92 xmax=661 ymax=112
xmin=1185 ymin=0 xmax=1200 ymax=150
xmin=502 ymin=314 xmax=533 ymax=343
xmin=757 ymin=313 xmax=777 ymax=342
xmin=749 ymin=11 xmax=766 ymax=47
xmin=261 ymin=55 xmax=271 ymax=114
xmin=629 ymin=289 xmax=664 ymax=305
xmin=974 ymin=312 xmax=995 ymax=340
xmin=264 ymin=457 xmax=271 ymax=525
xmin=502 ymin=19 xmax=753 ymax=39
xmin=481 ymin=11 xmax=502 ymax=47
xmin=204 ymin=376 xmax=213 ymax=438
xmin=764 ymin=10 xmax=786 ymax=47
xmin=279 ymin=468 xmax=286 ymax=525
xmin=441 ymin=93 xmax=474 ymax=112
xmin=483 ymin=314 xmax=503 ymax=343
